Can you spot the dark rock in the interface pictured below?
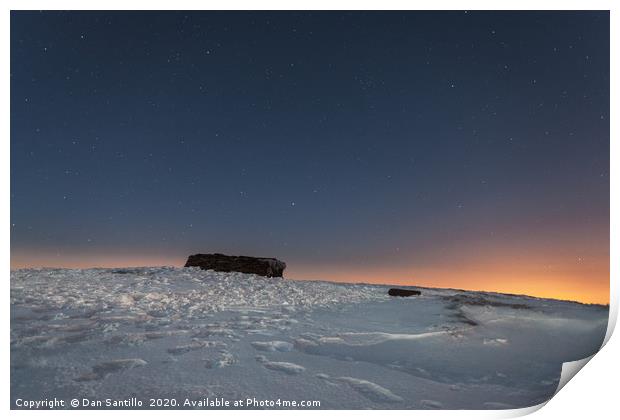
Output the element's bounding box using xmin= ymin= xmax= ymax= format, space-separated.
xmin=388 ymin=288 xmax=421 ymax=297
xmin=184 ymin=253 xmax=286 ymax=278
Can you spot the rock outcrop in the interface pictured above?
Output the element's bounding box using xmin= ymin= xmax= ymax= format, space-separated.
xmin=388 ymin=288 xmax=421 ymax=297
xmin=184 ymin=253 xmax=286 ymax=278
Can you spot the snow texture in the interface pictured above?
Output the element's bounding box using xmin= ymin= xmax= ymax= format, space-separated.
xmin=10 ymin=267 xmax=608 ymax=409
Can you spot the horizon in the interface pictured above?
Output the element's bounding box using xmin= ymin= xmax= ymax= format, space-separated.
xmin=11 ymin=11 xmax=609 ymax=307
xmin=10 ymin=256 xmax=609 ymax=305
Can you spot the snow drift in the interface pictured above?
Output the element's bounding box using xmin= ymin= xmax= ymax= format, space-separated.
xmin=10 ymin=267 xmax=608 ymax=409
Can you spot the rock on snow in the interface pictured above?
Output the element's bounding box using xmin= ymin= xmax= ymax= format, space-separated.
xmin=10 ymin=267 xmax=608 ymax=409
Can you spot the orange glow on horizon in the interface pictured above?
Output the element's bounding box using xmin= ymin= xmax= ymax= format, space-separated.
xmin=287 ymin=267 xmax=609 ymax=305
xmin=10 ymin=254 xmax=185 ymax=270
xmin=10 ymin=250 xmax=609 ymax=305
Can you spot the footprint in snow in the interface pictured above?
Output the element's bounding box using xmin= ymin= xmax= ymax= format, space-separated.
xmin=263 ymin=361 xmax=305 ymax=375
xmin=318 ymin=374 xmax=403 ymax=403
xmin=204 ymin=350 xmax=236 ymax=368
xmin=255 ymin=355 xmax=305 ymax=375
xmin=75 ymin=358 xmax=147 ymax=382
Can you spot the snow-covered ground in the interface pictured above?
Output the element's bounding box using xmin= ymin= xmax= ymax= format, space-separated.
xmin=10 ymin=267 xmax=608 ymax=409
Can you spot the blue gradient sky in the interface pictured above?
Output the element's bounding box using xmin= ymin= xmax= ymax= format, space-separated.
xmin=11 ymin=11 xmax=609 ymax=303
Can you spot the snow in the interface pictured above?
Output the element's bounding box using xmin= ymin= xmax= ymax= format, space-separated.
xmin=10 ymin=266 xmax=608 ymax=409
xmin=261 ymin=360 xmax=306 ymax=375
xmin=251 ymin=341 xmax=295 ymax=352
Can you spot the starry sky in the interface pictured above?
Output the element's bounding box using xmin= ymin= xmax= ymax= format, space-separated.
xmin=11 ymin=11 xmax=609 ymax=303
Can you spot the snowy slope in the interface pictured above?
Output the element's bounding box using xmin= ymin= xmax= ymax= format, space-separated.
xmin=10 ymin=267 xmax=608 ymax=409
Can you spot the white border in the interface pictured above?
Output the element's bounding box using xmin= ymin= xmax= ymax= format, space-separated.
xmin=3 ymin=2 xmax=616 ymax=419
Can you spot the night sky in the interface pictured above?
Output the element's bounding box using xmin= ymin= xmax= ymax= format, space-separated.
xmin=11 ymin=11 xmax=609 ymax=303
